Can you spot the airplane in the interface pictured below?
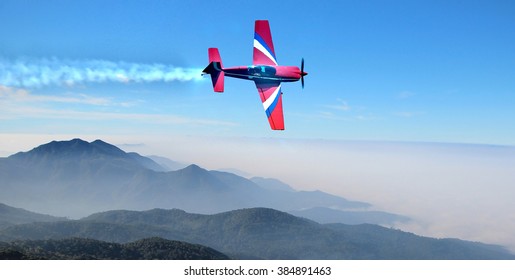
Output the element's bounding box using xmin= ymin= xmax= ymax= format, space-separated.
xmin=202 ymin=20 xmax=307 ymax=130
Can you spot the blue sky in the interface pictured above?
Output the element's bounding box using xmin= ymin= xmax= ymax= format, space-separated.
xmin=2 ymin=1 xmax=515 ymax=250
xmin=1 ymin=0 xmax=514 ymax=146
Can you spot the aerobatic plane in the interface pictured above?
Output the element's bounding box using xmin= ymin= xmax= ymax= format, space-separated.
xmin=202 ymin=20 xmax=307 ymax=130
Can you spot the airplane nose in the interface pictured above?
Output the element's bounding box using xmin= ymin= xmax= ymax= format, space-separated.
xmin=300 ymin=58 xmax=306 ymax=89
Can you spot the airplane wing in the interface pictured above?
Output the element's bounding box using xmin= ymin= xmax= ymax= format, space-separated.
xmin=255 ymin=81 xmax=284 ymax=130
xmin=253 ymin=20 xmax=278 ymax=66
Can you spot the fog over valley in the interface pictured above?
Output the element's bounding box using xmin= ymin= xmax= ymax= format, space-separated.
xmin=120 ymin=135 xmax=515 ymax=252
xmin=1 ymin=134 xmax=515 ymax=253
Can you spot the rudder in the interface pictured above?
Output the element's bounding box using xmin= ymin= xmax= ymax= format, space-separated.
xmin=202 ymin=48 xmax=225 ymax=92
xmin=208 ymin=48 xmax=223 ymax=67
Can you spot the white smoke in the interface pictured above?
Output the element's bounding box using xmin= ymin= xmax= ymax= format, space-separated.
xmin=0 ymin=57 xmax=204 ymax=88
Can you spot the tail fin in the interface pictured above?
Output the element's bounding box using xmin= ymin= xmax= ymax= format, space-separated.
xmin=202 ymin=48 xmax=224 ymax=92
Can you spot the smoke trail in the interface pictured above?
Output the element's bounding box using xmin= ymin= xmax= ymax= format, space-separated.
xmin=0 ymin=57 xmax=204 ymax=88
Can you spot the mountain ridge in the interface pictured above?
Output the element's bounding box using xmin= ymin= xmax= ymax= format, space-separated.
xmin=0 ymin=138 xmax=401 ymax=224
xmin=10 ymin=139 xmax=124 ymax=160
xmin=0 ymin=206 xmax=512 ymax=260
xmin=0 ymin=203 xmax=66 ymax=230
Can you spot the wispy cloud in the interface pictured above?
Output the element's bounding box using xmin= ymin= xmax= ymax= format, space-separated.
xmin=393 ymin=111 xmax=425 ymax=118
xmin=396 ymin=90 xmax=417 ymax=99
xmin=316 ymin=99 xmax=378 ymax=121
xmin=1 ymin=102 xmax=237 ymax=127
xmin=0 ymin=57 xmax=204 ymax=88
xmin=316 ymin=111 xmax=352 ymax=121
xmin=314 ymin=111 xmax=377 ymax=122
xmin=0 ymin=85 xmax=112 ymax=106
xmin=324 ymin=98 xmax=351 ymax=111
xmin=0 ymin=85 xmax=236 ymax=127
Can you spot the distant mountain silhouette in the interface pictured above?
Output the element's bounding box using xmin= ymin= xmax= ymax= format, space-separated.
xmin=215 ymin=168 xmax=253 ymax=178
xmin=1 ymin=139 xmax=385 ymax=221
xmin=0 ymin=207 xmax=512 ymax=260
xmin=250 ymin=177 xmax=295 ymax=192
xmin=8 ymin=138 xmax=163 ymax=171
xmin=147 ymin=155 xmax=188 ymax=171
xmin=290 ymin=207 xmax=410 ymax=225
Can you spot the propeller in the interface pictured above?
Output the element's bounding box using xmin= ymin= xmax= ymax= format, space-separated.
xmin=300 ymin=58 xmax=307 ymax=89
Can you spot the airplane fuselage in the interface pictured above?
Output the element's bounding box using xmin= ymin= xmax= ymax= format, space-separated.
xmin=223 ymin=65 xmax=304 ymax=83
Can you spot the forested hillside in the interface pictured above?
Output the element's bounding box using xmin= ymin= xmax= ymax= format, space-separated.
xmin=0 ymin=237 xmax=229 ymax=260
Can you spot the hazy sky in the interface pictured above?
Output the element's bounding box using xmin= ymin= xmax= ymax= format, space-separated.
xmin=1 ymin=1 xmax=515 ymax=251
xmin=1 ymin=0 xmax=514 ymax=144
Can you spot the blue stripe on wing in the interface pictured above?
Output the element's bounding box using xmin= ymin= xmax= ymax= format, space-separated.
xmin=254 ymin=32 xmax=277 ymax=62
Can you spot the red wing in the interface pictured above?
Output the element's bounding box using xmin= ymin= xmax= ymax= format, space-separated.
xmin=253 ymin=20 xmax=278 ymax=66
xmin=255 ymin=81 xmax=284 ymax=130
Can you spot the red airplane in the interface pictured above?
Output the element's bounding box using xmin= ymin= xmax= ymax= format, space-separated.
xmin=202 ymin=20 xmax=307 ymax=130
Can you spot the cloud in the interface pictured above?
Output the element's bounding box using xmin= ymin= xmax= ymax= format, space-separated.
xmin=324 ymin=98 xmax=351 ymax=111
xmin=396 ymin=90 xmax=416 ymax=99
xmin=2 ymin=103 xmax=237 ymax=127
xmin=316 ymin=99 xmax=380 ymax=121
xmin=393 ymin=111 xmax=425 ymax=118
xmin=0 ymin=57 xmax=204 ymax=88
xmin=0 ymin=85 xmax=236 ymax=127
xmin=166 ymin=137 xmax=515 ymax=252
xmin=0 ymin=85 xmax=112 ymax=106
xmin=0 ymin=85 xmax=30 ymax=99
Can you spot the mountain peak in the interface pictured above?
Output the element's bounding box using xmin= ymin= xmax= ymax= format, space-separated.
xmin=183 ymin=164 xmax=204 ymax=171
xmin=5 ymin=138 xmax=166 ymax=174
xmin=89 ymin=139 xmax=127 ymax=157
xmin=10 ymin=138 xmax=126 ymax=160
xmin=177 ymin=164 xmax=211 ymax=177
xmin=177 ymin=164 xmax=210 ymax=175
xmin=91 ymin=139 xmax=111 ymax=146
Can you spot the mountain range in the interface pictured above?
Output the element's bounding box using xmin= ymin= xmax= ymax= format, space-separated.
xmin=0 ymin=138 xmax=405 ymax=225
xmin=0 ymin=205 xmax=512 ymax=259
xmin=2 ymin=138 xmax=513 ymax=259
